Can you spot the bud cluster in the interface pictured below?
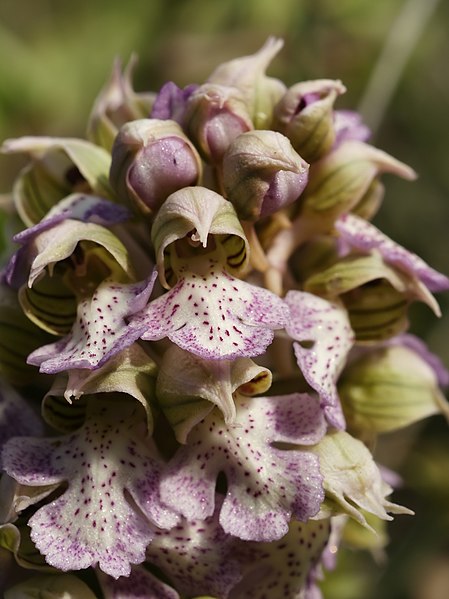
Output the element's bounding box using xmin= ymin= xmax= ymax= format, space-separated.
xmin=0 ymin=38 xmax=448 ymax=599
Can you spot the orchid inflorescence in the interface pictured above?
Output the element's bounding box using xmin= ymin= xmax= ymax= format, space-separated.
xmin=0 ymin=37 xmax=448 ymax=599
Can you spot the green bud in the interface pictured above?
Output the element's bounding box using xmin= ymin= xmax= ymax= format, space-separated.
xmin=301 ymin=140 xmax=416 ymax=227
xmin=273 ymin=79 xmax=346 ymax=162
xmin=223 ymin=130 xmax=309 ymax=221
xmin=109 ymin=118 xmax=202 ymax=214
xmin=312 ymin=430 xmax=412 ymax=528
xmin=340 ymin=345 xmax=448 ymax=434
xmin=208 ymin=36 xmax=286 ymax=129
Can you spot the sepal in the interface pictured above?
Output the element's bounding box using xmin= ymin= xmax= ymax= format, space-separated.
xmin=156 ymin=345 xmax=271 ymax=442
xmin=1 ymin=137 xmax=114 ymax=226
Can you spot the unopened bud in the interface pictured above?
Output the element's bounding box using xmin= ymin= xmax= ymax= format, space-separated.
xmin=87 ymin=56 xmax=155 ymax=152
xmin=223 ymin=130 xmax=309 ymax=221
xmin=184 ymin=83 xmax=253 ymax=164
xmin=301 ymin=140 xmax=416 ymax=226
xmin=273 ymin=79 xmax=346 ymax=162
xmin=109 ymin=118 xmax=202 ymax=213
xmin=208 ymin=36 xmax=286 ymax=129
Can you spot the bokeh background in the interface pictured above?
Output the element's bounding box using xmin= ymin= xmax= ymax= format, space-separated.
xmin=1 ymin=0 xmax=448 ymax=597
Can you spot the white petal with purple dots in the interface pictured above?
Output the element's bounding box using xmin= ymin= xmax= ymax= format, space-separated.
xmin=2 ymin=401 xmax=179 ymax=578
xmin=27 ymin=273 xmax=156 ymax=373
xmin=130 ymin=261 xmax=289 ymax=360
xmin=285 ymin=290 xmax=354 ymax=429
xmin=146 ymin=498 xmax=242 ymax=598
xmin=230 ymin=519 xmax=331 ymax=599
xmin=159 ymin=393 xmax=326 ymax=542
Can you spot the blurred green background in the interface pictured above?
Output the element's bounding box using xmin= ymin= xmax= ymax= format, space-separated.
xmin=0 ymin=0 xmax=448 ymax=597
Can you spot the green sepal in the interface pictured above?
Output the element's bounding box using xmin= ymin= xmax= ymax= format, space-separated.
xmin=27 ymin=220 xmax=134 ymax=288
xmin=1 ymin=137 xmax=115 ymax=226
xmin=304 ymin=253 xmax=406 ymax=297
xmin=339 ymin=345 xmax=449 ymax=434
xmin=343 ymin=280 xmax=409 ymax=343
xmin=311 ymin=430 xmax=412 ymax=529
xmin=0 ymin=518 xmax=53 ymax=572
xmin=350 ymin=179 xmax=384 ymax=221
xmin=0 ymin=285 xmax=55 ymax=386
xmin=151 ymin=187 xmax=249 ymax=287
xmin=156 ymin=346 xmax=271 ymax=443
xmin=42 ymin=346 xmax=157 ymax=434
xmin=301 ymin=141 xmax=415 ymax=226
xmin=273 ymin=79 xmax=346 ymax=163
xmin=87 ymin=55 xmax=155 ymax=153
xmin=19 ymin=273 xmax=77 ymax=336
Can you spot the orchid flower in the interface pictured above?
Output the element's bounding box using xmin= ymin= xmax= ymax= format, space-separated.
xmin=0 ymin=37 xmax=448 ymax=599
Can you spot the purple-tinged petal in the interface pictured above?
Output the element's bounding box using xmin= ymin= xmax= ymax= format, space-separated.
xmin=335 ymin=213 xmax=449 ymax=292
xmin=0 ymin=382 xmax=44 ymax=469
xmin=98 ymin=566 xmax=180 ymax=599
xmin=13 ymin=194 xmax=131 ymax=246
xmin=28 ymin=273 xmax=156 ymax=373
xmin=13 ymin=218 xmax=133 ymax=289
xmin=147 ymin=500 xmax=242 ymax=598
xmin=285 ymin=291 xmax=354 ymax=429
xmin=131 ymin=262 xmax=289 ymax=360
xmin=87 ymin=55 xmax=156 ymax=152
xmin=160 ymin=393 xmax=326 ymax=542
xmin=151 ymin=81 xmax=198 ymax=122
xmin=2 ymin=401 xmax=178 ymax=578
xmin=333 ymin=110 xmax=371 ymax=146
xmin=230 ymin=519 xmax=331 ymax=599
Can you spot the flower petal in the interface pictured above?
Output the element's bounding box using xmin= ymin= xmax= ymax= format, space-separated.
xmin=131 ymin=262 xmax=289 ymax=360
xmin=28 ymin=274 xmax=156 ymax=373
xmin=230 ymin=519 xmax=331 ymax=599
xmin=98 ymin=566 xmax=180 ymax=599
xmin=0 ymin=382 xmax=44 ymax=469
xmin=146 ymin=500 xmax=242 ymax=598
xmin=285 ymin=291 xmax=354 ymax=429
xmin=2 ymin=400 xmax=178 ymax=578
xmin=160 ymin=393 xmax=325 ymax=542
xmin=335 ymin=213 xmax=449 ymax=292
xmin=13 ymin=193 xmax=131 ymax=246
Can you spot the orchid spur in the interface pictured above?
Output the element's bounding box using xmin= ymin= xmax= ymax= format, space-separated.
xmin=0 ymin=37 xmax=448 ymax=599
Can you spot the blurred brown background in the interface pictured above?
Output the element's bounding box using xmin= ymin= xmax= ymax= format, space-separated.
xmin=1 ymin=0 xmax=449 ymax=597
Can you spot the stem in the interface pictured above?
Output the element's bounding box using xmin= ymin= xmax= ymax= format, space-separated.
xmin=358 ymin=0 xmax=441 ymax=135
